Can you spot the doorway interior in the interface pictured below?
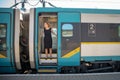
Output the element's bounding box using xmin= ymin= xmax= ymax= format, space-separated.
xmin=38 ymin=13 xmax=58 ymax=66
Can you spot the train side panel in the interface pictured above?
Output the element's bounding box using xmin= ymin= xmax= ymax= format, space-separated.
xmin=0 ymin=8 xmax=21 ymax=73
xmin=0 ymin=8 xmax=16 ymax=73
xmin=81 ymin=13 xmax=120 ymax=62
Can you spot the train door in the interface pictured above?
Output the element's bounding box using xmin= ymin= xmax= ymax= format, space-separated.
xmin=29 ymin=10 xmax=58 ymax=72
xmin=38 ymin=13 xmax=58 ymax=66
xmin=0 ymin=12 xmax=11 ymax=65
xmin=58 ymin=12 xmax=81 ymax=66
xmin=0 ymin=9 xmax=15 ymax=73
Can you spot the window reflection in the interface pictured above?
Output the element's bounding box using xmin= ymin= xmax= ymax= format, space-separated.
xmin=0 ymin=24 xmax=6 ymax=38
xmin=0 ymin=24 xmax=7 ymax=58
xmin=62 ymin=24 xmax=73 ymax=37
xmin=118 ymin=25 xmax=120 ymax=37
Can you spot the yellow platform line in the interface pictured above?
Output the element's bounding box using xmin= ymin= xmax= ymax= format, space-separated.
xmin=62 ymin=47 xmax=80 ymax=58
xmin=38 ymin=69 xmax=57 ymax=73
xmin=0 ymin=54 xmax=6 ymax=58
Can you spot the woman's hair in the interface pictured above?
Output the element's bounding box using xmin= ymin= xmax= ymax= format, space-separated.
xmin=44 ymin=22 xmax=50 ymax=27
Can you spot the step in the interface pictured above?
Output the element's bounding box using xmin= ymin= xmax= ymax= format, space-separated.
xmin=40 ymin=57 xmax=57 ymax=59
xmin=40 ymin=54 xmax=57 ymax=58
xmin=40 ymin=59 xmax=57 ymax=64
xmin=41 ymin=52 xmax=57 ymax=54
xmin=40 ymin=63 xmax=57 ymax=66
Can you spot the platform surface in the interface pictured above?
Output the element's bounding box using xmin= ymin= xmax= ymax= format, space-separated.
xmin=0 ymin=72 xmax=120 ymax=80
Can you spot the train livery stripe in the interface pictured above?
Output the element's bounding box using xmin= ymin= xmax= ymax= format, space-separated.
xmin=62 ymin=47 xmax=80 ymax=58
xmin=0 ymin=54 xmax=6 ymax=58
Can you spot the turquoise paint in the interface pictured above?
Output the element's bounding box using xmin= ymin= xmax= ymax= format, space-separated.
xmin=0 ymin=8 xmax=13 ymax=13
xmin=58 ymin=13 xmax=80 ymax=22
xmin=58 ymin=12 xmax=80 ymax=66
xmin=0 ymin=67 xmax=16 ymax=73
xmin=82 ymin=56 xmax=120 ymax=61
xmin=10 ymin=8 xmax=15 ymax=69
xmin=59 ymin=52 xmax=80 ymax=66
xmin=0 ymin=8 xmax=15 ymax=73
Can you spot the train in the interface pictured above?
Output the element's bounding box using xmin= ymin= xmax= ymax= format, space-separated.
xmin=0 ymin=8 xmax=120 ymax=73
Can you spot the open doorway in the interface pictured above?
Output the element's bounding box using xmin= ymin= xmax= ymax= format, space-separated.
xmin=38 ymin=13 xmax=58 ymax=66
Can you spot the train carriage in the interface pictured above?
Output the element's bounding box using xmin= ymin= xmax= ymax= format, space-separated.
xmin=29 ymin=8 xmax=120 ymax=73
xmin=0 ymin=8 xmax=120 ymax=73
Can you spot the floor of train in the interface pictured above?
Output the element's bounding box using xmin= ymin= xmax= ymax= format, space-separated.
xmin=0 ymin=72 xmax=120 ymax=80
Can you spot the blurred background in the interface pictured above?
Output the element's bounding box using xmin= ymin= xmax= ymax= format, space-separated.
xmin=1 ymin=0 xmax=120 ymax=9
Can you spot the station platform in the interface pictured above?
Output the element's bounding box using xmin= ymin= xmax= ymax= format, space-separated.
xmin=0 ymin=72 xmax=120 ymax=80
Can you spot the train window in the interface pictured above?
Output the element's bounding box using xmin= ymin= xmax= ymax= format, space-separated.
xmin=0 ymin=24 xmax=6 ymax=38
xmin=119 ymin=25 xmax=120 ymax=37
xmin=62 ymin=24 xmax=73 ymax=37
xmin=0 ymin=24 xmax=7 ymax=58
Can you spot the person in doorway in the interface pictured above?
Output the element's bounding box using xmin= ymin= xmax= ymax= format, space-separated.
xmin=43 ymin=22 xmax=56 ymax=59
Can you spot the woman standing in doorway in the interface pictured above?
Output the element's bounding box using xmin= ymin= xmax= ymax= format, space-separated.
xmin=44 ymin=22 xmax=56 ymax=59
